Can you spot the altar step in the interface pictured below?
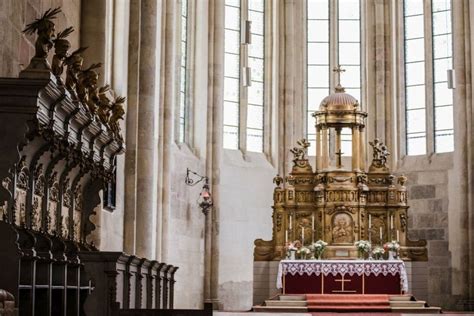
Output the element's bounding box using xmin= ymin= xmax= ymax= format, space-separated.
xmin=253 ymin=294 xmax=441 ymax=313
xmin=307 ymin=294 xmax=391 ymax=312
xmin=254 ymin=295 xmax=308 ymax=313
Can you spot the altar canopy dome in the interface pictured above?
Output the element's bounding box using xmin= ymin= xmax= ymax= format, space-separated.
xmin=319 ymin=83 xmax=359 ymax=112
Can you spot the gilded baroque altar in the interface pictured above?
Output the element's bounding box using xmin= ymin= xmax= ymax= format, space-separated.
xmin=254 ymin=83 xmax=427 ymax=261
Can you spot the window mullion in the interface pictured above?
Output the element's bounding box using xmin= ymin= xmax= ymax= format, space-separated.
xmin=263 ymin=0 xmax=271 ymax=155
xmin=239 ymin=0 xmax=248 ymax=152
xmin=328 ymin=0 xmax=338 ymax=159
xmin=424 ymin=0 xmax=435 ymax=154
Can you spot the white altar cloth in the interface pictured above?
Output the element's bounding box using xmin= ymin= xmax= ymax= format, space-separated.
xmin=277 ymin=259 xmax=408 ymax=292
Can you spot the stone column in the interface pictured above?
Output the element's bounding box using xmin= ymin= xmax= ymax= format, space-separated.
xmin=135 ymin=0 xmax=158 ymax=259
xmin=449 ymin=0 xmax=472 ymax=299
xmin=352 ymin=126 xmax=360 ymax=171
xmin=205 ymin=0 xmax=223 ymax=309
xmin=80 ymin=0 xmax=111 ymax=85
xmin=124 ymin=0 xmax=140 ymax=255
xmin=322 ymin=126 xmax=329 ymax=169
xmin=315 ymin=126 xmax=321 ymax=171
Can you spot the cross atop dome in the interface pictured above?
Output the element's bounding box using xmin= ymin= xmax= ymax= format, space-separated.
xmin=333 ymin=65 xmax=346 ymax=93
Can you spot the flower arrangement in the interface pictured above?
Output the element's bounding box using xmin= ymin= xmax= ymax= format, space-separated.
xmin=285 ymin=240 xmax=300 ymax=260
xmin=372 ymin=246 xmax=385 ymax=260
xmin=383 ymin=240 xmax=400 ymax=252
xmin=384 ymin=240 xmax=400 ymax=260
xmin=354 ymin=240 xmax=371 ymax=259
xmin=311 ymin=240 xmax=328 ymax=259
xmin=297 ymin=246 xmax=311 ymax=259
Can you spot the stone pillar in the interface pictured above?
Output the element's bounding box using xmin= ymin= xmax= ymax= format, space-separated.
xmin=449 ymin=0 xmax=472 ymax=300
xmin=135 ymin=0 xmax=158 ymax=259
xmin=321 ymin=126 xmax=329 ymax=169
xmin=80 ymin=0 xmax=111 ymax=85
xmin=315 ymin=126 xmax=321 ymax=171
xmin=352 ymin=126 xmax=360 ymax=171
xmin=205 ymin=0 xmax=223 ymax=309
xmin=124 ymin=0 xmax=140 ymax=255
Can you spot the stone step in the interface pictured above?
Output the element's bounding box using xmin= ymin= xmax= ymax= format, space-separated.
xmin=389 ymin=295 xmax=413 ymax=301
xmin=390 ymin=300 xmax=426 ymax=308
xmin=391 ymin=306 xmax=441 ymax=314
xmin=253 ymin=305 xmax=308 ymax=313
xmin=279 ymin=295 xmax=306 ymax=301
xmin=265 ymin=300 xmax=307 ymax=307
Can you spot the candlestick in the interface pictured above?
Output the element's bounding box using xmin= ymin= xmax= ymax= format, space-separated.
xmin=289 ymin=215 xmax=292 ymax=229
xmin=379 ymin=226 xmax=382 ymax=241
xmin=285 ymin=230 xmax=288 ymax=243
xmin=312 ymin=214 xmax=315 ymax=230
xmin=390 ymin=215 xmax=394 ymax=230
xmin=369 ymin=214 xmax=371 ymax=228
xmin=302 ymin=227 xmax=305 ymax=245
xmin=397 ymin=230 xmax=400 ymax=242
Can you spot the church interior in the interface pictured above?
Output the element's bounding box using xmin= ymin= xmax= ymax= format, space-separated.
xmin=1 ymin=0 xmax=474 ymax=315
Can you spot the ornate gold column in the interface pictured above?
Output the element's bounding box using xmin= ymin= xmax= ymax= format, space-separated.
xmin=335 ymin=127 xmax=342 ymax=168
xmin=322 ymin=126 xmax=329 ymax=169
xmin=352 ymin=126 xmax=360 ymax=171
xmin=360 ymin=126 xmax=366 ymax=172
xmin=316 ymin=126 xmax=321 ymax=171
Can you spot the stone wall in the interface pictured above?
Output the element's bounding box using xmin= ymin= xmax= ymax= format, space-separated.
xmin=218 ymin=151 xmax=276 ymax=310
xmin=397 ymin=154 xmax=455 ymax=308
xmin=0 ymin=0 xmax=81 ymax=78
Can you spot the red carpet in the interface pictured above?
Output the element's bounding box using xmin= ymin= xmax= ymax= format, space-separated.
xmin=306 ymin=294 xmax=392 ymax=312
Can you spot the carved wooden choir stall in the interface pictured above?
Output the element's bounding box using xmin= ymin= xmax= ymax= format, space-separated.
xmin=0 ymin=8 xmax=177 ymax=316
xmin=254 ymin=80 xmax=428 ymax=262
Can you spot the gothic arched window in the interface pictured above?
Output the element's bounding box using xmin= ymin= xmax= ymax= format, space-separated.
xmin=306 ymin=0 xmax=363 ymax=157
xmin=223 ymin=0 xmax=266 ymax=153
xmin=403 ymin=0 xmax=454 ymax=155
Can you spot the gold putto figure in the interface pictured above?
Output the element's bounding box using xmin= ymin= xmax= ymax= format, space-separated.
xmin=52 ymin=26 xmax=74 ymax=78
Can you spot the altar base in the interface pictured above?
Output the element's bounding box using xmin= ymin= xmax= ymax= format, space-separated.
xmin=252 ymin=260 xmax=428 ymax=306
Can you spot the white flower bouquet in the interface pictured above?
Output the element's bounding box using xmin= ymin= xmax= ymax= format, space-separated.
xmin=297 ymin=246 xmax=311 ymax=259
xmin=311 ymin=240 xmax=328 ymax=259
xmin=372 ymin=246 xmax=385 ymax=260
xmin=354 ymin=240 xmax=371 ymax=259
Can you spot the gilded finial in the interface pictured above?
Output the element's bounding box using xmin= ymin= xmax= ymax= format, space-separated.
xmin=273 ymin=174 xmax=283 ymax=188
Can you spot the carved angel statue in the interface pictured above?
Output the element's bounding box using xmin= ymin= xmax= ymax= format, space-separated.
xmin=52 ymin=26 xmax=74 ymax=78
xmin=64 ymin=47 xmax=87 ymax=93
xmin=22 ymin=7 xmax=61 ymax=60
xmin=78 ymin=63 xmax=102 ymax=113
xmin=97 ymin=85 xmax=113 ymax=125
xmin=369 ymin=138 xmax=390 ymax=166
xmin=290 ymin=139 xmax=310 ymax=161
xmin=109 ymin=96 xmax=126 ymax=140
